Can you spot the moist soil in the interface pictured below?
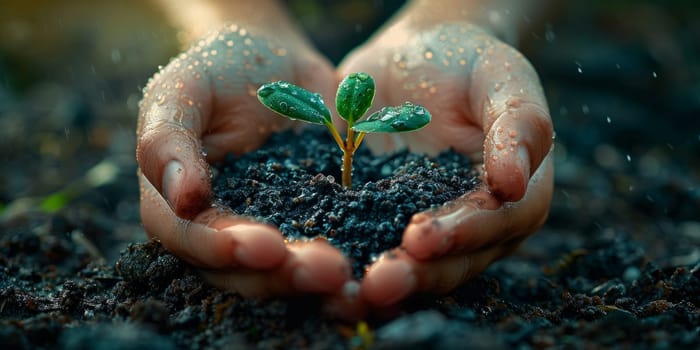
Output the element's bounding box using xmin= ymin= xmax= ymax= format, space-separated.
xmin=1 ymin=1 xmax=700 ymax=350
xmin=211 ymin=127 xmax=478 ymax=279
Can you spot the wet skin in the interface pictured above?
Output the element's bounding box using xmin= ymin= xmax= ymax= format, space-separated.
xmin=137 ymin=5 xmax=553 ymax=319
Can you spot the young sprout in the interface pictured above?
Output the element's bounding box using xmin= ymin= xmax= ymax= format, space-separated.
xmin=257 ymin=72 xmax=431 ymax=189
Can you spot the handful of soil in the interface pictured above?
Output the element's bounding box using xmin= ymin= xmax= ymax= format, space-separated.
xmin=212 ymin=127 xmax=478 ymax=278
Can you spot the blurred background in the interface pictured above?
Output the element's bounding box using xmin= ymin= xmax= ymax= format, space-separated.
xmin=0 ymin=0 xmax=698 ymax=262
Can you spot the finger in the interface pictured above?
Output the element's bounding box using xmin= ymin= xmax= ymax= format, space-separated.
xmin=136 ymin=51 xmax=213 ymax=219
xmin=200 ymin=240 xmax=352 ymax=298
xmin=361 ymin=245 xmax=513 ymax=307
xmin=469 ymin=42 xmax=554 ymax=201
xmin=402 ymin=152 xmax=554 ymax=260
xmin=139 ymin=173 xmax=286 ymax=270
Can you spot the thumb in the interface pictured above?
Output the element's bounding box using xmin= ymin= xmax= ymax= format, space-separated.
xmin=136 ymin=57 xmax=213 ymax=219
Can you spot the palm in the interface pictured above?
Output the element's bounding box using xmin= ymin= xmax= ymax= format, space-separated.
xmin=340 ymin=23 xmax=501 ymax=160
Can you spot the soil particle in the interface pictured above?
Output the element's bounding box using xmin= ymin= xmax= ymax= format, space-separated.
xmin=212 ymin=127 xmax=478 ymax=278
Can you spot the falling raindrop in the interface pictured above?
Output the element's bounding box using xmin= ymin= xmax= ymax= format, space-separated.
xmin=606 ymin=116 xmax=612 ymax=123
xmin=652 ymin=71 xmax=658 ymax=78
xmin=577 ymin=67 xmax=583 ymax=74
xmin=626 ymin=154 xmax=632 ymax=162
xmin=581 ymin=104 xmax=590 ymax=114
xmin=111 ymin=49 xmax=122 ymax=64
xmin=544 ymin=24 xmax=556 ymax=43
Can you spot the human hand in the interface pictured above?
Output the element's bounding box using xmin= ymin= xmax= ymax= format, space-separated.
xmin=338 ymin=15 xmax=554 ymax=308
xmin=136 ymin=21 xmax=354 ymax=299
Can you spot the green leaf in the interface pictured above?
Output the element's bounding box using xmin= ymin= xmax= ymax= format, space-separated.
xmin=353 ymin=102 xmax=431 ymax=133
xmin=40 ymin=191 xmax=70 ymax=213
xmin=257 ymin=81 xmax=331 ymax=125
xmin=335 ymin=72 xmax=375 ymax=124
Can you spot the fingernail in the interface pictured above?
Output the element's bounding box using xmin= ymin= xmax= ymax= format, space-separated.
xmin=234 ymin=246 xmax=251 ymax=266
xmin=230 ymin=224 xmax=286 ymax=269
xmin=163 ymin=160 xmax=184 ymax=208
xmin=293 ymin=267 xmax=325 ymax=292
xmin=518 ymin=146 xmax=531 ymax=178
xmin=373 ymin=260 xmax=416 ymax=306
xmin=437 ymin=233 xmax=454 ymax=256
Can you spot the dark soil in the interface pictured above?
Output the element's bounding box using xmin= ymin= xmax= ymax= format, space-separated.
xmin=1 ymin=1 xmax=699 ymax=349
xmin=212 ymin=128 xmax=478 ymax=278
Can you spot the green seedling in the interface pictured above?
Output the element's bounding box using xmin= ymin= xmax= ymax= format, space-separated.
xmin=257 ymin=72 xmax=431 ymax=188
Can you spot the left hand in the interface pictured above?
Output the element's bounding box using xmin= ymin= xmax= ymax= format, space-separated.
xmin=338 ymin=18 xmax=554 ymax=308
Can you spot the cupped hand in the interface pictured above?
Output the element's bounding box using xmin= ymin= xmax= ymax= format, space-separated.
xmin=338 ymin=19 xmax=554 ymax=307
xmin=136 ymin=23 xmax=354 ymax=299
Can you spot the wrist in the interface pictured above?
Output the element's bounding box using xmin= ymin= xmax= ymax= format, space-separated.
xmin=154 ymin=0 xmax=309 ymax=48
xmin=401 ymin=0 xmax=547 ymax=46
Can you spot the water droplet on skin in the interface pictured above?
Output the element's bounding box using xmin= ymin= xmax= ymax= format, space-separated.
xmin=424 ymin=50 xmax=434 ymax=60
xmin=495 ymin=143 xmax=505 ymax=150
xmin=507 ymin=98 xmax=521 ymax=108
xmin=413 ymin=106 xmax=425 ymax=115
xmin=244 ymin=38 xmax=252 ymax=46
xmin=509 ymin=130 xmax=517 ymax=138
xmin=194 ymin=73 xmax=201 ymax=80
xmin=155 ymin=93 xmax=166 ymax=105
xmin=202 ymin=51 xmax=209 ymax=58
xmin=429 ymin=86 xmax=438 ymax=94
xmin=504 ymin=61 xmax=511 ymax=70
xmin=226 ymin=40 xmax=234 ymax=47
xmin=175 ymin=81 xmax=184 ymax=90
xmin=238 ymin=28 xmax=247 ymax=36
xmin=279 ymin=101 xmax=289 ymax=113
xmin=494 ymin=82 xmax=503 ymax=92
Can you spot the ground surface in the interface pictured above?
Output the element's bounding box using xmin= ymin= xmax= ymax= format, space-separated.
xmin=1 ymin=1 xmax=699 ymax=349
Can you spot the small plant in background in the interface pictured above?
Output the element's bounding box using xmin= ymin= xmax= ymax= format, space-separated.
xmin=257 ymin=72 xmax=431 ymax=189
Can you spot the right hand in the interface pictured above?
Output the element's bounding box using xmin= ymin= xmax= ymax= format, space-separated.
xmin=136 ymin=23 xmax=356 ymax=302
